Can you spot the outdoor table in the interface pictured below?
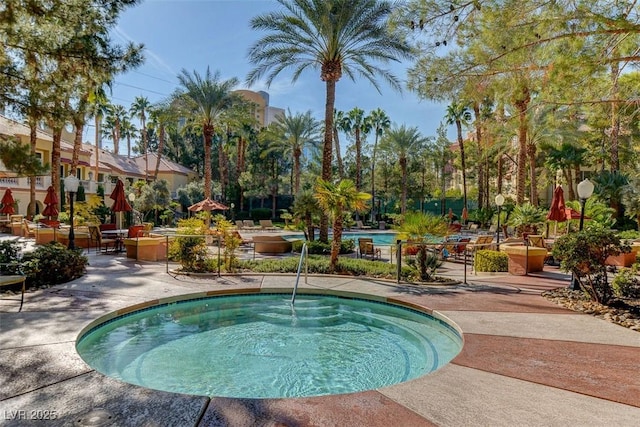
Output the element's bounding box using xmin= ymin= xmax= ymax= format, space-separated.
xmin=101 ymin=229 xmax=129 ymax=252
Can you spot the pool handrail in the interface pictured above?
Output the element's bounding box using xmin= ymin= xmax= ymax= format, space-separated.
xmin=291 ymin=242 xmax=308 ymax=305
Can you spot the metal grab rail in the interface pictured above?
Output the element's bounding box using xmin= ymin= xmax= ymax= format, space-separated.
xmin=291 ymin=243 xmax=308 ymax=305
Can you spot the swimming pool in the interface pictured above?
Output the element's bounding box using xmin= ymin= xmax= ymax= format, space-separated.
xmin=77 ymin=293 xmax=462 ymax=399
xmin=283 ymin=231 xmax=399 ymax=245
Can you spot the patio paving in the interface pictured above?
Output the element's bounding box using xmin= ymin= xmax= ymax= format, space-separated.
xmin=0 ymin=239 xmax=639 ymax=426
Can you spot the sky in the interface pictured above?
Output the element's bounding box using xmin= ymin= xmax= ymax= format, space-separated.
xmin=93 ymin=0 xmax=450 ymax=147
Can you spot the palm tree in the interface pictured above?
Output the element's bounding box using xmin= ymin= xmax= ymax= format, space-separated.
xmin=379 ymin=124 xmax=428 ymax=214
xmin=340 ymin=107 xmax=371 ymax=193
xmin=247 ymin=0 xmax=412 ymax=242
xmin=104 ymin=104 xmax=127 ymax=155
xmin=292 ymin=190 xmax=321 ymax=241
xmin=148 ymin=103 xmax=174 ymax=180
xmin=314 ymin=179 xmax=371 ymax=272
xmin=87 ymin=87 xmax=110 ymax=182
xmin=130 ymin=96 xmax=151 ymax=181
xmin=120 ymin=116 xmax=137 ymax=158
xmin=263 ymin=109 xmax=321 ymax=195
xmin=368 ymin=108 xmax=390 ymax=222
xmin=395 ymin=212 xmax=449 ymax=281
xmin=332 ymin=109 xmax=346 ymax=178
xmin=175 ymin=67 xmax=238 ymax=200
xmin=445 ymin=101 xmax=471 ymax=213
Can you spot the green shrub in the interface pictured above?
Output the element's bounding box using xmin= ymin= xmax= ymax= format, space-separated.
xmin=21 ymin=242 xmax=88 ymax=288
xmin=474 ymin=250 xmax=508 ymax=272
xmin=250 ymin=208 xmax=272 ymax=220
xmin=237 ymin=255 xmax=414 ymax=280
xmin=292 ymin=239 xmax=354 ymax=255
xmin=169 ymin=218 xmax=208 ymax=272
xmin=612 ymin=267 xmax=640 ymax=298
xmin=616 ymin=230 xmax=640 ymax=241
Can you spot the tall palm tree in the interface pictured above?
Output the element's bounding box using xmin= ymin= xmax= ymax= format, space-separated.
xmin=340 ymin=107 xmax=371 ymax=193
xmin=120 ymin=116 xmax=137 ymax=158
xmin=130 ymin=96 xmax=151 ymax=181
xmin=104 ymin=104 xmax=127 ymax=155
xmin=332 ymin=109 xmax=346 ymax=178
xmin=88 ymin=88 xmax=110 ymax=181
xmin=379 ymin=124 xmax=428 ymax=214
xmin=263 ymin=109 xmax=321 ymax=195
xmin=175 ymin=67 xmax=238 ymax=200
xmin=247 ymin=0 xmax=412 ymax=242
xmin=314 ymin=179 xmax=371 ymax=272
xmin=367 ymin=108 xmax=390 ymax=222
xmin=445 ymin=101 xmax=471 ymax=212
xmin=148 ymin=103 xmax=174 ymax=181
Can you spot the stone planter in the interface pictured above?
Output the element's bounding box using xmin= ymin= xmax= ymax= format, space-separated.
xmin=35 ymin=228 xmax=58 ymax=245
xmin=501 ymin=244 xmax=547 ymax=275
xmin=605 ymin=244 xmax=640 ymax=267
xmin=55 ymin=229 xmax=91 ymax=249
xmin=123 ymin=235 xmax=171 ymax=262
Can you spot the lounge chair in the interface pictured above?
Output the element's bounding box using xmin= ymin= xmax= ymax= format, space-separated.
xmin=466 ymin=235 xmax=494 ymax=257
xmin=358 ymin=237 xmax=381 ymax=260
xmin=355 ymin=220 xmax=372 ymax=230
xmin=527 ymin=234 xmax=554 ymax=264
xmin=22 ymin=219 xmax=37 ymax=238
xmin=243 ymin=220 xmax=261 ymax=230
xmin=259 ymin=219 xmax=277 ymax=231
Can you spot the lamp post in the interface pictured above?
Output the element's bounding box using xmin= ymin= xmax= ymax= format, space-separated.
xmin=495 ymin=193 xmax=505 ymax=249
xmin=128 ymin=193 xmax=136 ymax=226
xmin=577 ymin=178 xmax=594 ymax=232
xmin=64 ymin=174 xmax=80 ymax=250
xmin=571 ymin=178 xmax=594 ymax=290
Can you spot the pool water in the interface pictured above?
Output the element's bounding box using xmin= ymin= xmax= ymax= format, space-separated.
xmin=283 ymin=232 xmax=398 ymax=245
xmin=77 ymin=294 xmax=462 ymax=398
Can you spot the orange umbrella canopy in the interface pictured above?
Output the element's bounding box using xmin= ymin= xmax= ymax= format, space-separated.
xmin=0 ymin=188 xmax=15 ymax=214
xmin=547 ymin=186 xmax=567 ymax=222
xmin=188 ymin=198 xmax=229 ymax=212
xmin=42 ymin=185 xmax=59 ymax=217
xmin=110 ymin=179 xmax=132 ymax=212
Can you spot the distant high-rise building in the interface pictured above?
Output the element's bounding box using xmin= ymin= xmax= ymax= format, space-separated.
xmin=234 ymin=90 xmax=285 ymax=128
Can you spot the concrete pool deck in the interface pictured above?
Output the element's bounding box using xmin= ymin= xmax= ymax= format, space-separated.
xmin=1 ymin=250 xmax=639 ymax=426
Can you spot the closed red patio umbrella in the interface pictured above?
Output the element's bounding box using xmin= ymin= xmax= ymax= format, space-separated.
xmin=547 ymin=186 xmax=567 ymax=222
xmin=0 ymin=188 xmax=15 ymax=215
xmin=42 ymin=185 xmax=59 ymax=218
xmin=110 ymin=179 xmax=132 ymax=229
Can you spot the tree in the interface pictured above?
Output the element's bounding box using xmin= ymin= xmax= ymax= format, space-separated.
xmin=175 ymin=67 xmax=238 ymax=201
xmin=368 ymin=108 xmax=390 ymax=222
xmin=263 ymin=109 xmax=321 ymax=196
xmin=130 ymin=96 xmax=152 ymax=180
xmin=340 ymin=107 xmax=371 ymax=193
xmin=292 ymin=190 xmax=321 ymax=241
xmin=379 ymin=124 xmax=428 ymax=214
xmin=147 ymin=103 xmax=175 ymax=181
xmin=332 ymin=109 xmax=346 ymax=178
xmin=445 ymin=101 xmax=471 ymax=212
xmin=314 ymin=179 xmax=370 ymax=272
xmin=395 ymin=212 xmax=449 ymax=281
xmin=247 ymin=0 xmax=412 ymax=242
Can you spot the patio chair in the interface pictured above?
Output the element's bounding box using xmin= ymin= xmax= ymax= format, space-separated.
xmin=0 ymin=262 xmax=25 ymax=312
xmin=22 ymin=219 xmax=36 ymax=238
xmin=235 ymin=220 xmax=245 ymax=230
xmin=88 ymin=225 xmax=118 ymax=253
xmin=527 ymin=234 xmax=554 ymax=264
xmin=259 ymin=219 xmax=277 ymax=231
xmin=452 ymin=238 xmax=471 ymax=260
xmin=127 ymin=225 xmax=145 ymax=238
xmin=466 ymin=235 xmax=493 ymax=257
xmin=358 ymin=238 xmax=381 ymax=260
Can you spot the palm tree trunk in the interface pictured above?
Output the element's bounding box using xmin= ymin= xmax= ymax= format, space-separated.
xmin=71 ymin=119 xmax=82 ymax=176
xmin=610 ymin=62 xmax=620 ymax=172
xmin=456 ymin=120 xmax=467 ymax=212
xmin=515 ymin=86 xmax=530 ymax=204
xmin=473 ymin=103 xmax=484 ymax=210
xmin=370 ymin=132 xmax=379 ymax=222
xmin=95 ymin=116 xmax=101 ymax=184
xmin=400 ymin=157 xmax=407 ymax=214
xmin=320 ymin=80 xmax=336 ymax=243
xmin=154 ymin=124 xmax=165 ymax=180
xmin=51 ymin=128 xmax=62 ymax=214
xmin=333 ymin=127 xmax=344 ymax=178
xmin=29 ymin=122 xmax=37 ymax=218
xmin=527 ymin=142 xmax=538 ymax=206
xmin=330 ymin=215 xmax=342 ymax=273
xmin=293 ymin=147 xmax=301 ymax=195
xmin=203 ymin=125 xmax=214 ymax=199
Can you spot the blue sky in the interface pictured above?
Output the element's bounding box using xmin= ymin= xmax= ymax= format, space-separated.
xmin=96 ymin=0 xmax=450 ymax=146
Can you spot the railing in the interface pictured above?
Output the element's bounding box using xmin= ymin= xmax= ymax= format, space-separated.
xmin=291 ymin=242 xmax=308 ymax=305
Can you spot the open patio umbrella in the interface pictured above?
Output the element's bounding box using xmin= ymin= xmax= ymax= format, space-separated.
xmin=42 ymin=185 xmax=59 ymax=218
xmin=188 ymin=198 xmax=229 ymax=212
xmin=546 ymin=186 xmax=567 ymax=237
xmin=110 ymin=179 xmax=132 ymax=229
xmin=0 ymin=188 xmax=15 ymax=215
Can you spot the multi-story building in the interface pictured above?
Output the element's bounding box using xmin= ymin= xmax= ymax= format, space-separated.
xmin=234 ymin=90 xmax=285 ymax=128
xmin=0 ymin=115 xmax=197 ymax=215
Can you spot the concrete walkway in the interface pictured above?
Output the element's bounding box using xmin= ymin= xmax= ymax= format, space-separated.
xmin=0 ymin=249 xmax=639 ymax=426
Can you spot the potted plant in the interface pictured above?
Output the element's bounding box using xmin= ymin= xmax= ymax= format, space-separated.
xmin=508 ymin=203 xmax=546 ymax=237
